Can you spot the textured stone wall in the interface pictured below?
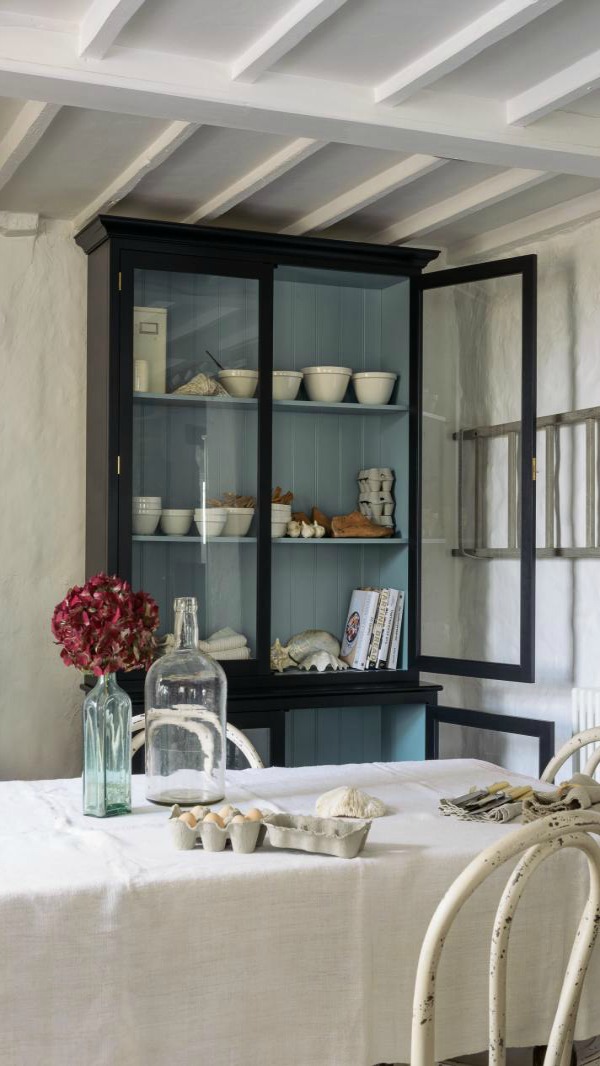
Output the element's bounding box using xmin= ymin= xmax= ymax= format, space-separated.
xmin=0 ymin=220 xmax=86 ymax=779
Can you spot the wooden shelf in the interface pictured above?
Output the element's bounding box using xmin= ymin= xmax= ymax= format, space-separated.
xmin=134 ymin=392 xmax=407 ymax=415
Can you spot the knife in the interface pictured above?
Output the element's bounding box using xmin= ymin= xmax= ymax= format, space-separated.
xmin=452 ymin=781 xmax=510 ymax=809
xmin=467 ymin=785 xmax=533 ymax=812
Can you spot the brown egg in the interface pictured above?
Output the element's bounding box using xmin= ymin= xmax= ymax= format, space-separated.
xmin=204 ymin=812 xmax=225 ymax=828
xmin=230 ymin=814 xmax=246 ymax=825
xmin=190 ymin=805 xmax=207 ymax=821
xmin=218 ymin=804 xmax=236 ymax=820
xmin=179 ymin=812 xmax=197 ymax=828
xmin=244 ymin=808 xmax=263 ymax=822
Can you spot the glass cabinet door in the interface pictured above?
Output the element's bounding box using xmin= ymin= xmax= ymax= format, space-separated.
xmin=124 ymin=260 xmax=265 ymax=667
xmin=270 ymin=264 xmax=411 ymax=675
xmin=416 ymin=256 xmax=537 ymax=681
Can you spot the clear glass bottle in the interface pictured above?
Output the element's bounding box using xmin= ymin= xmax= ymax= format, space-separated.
xmin=83 ymin=673 xmax=132 ymax=817
xmin=144 ymin=597 xmax=227 ymax=806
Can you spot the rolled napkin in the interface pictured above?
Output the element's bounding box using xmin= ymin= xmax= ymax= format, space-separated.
xmin=522 ymin=773 xmax=600 ymax=822
xmin=199 ymin=627 xmax=248 ymax=653
xmin=316 ymin=786 xmax=386 ymax=819
xmin=440 ymin=797 xmax=523 ymax=823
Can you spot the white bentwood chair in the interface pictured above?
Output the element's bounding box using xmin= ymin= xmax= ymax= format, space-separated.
xmin=130 ymin=714 xmax=264 ymax=769
xmin=541 ymin=727 xmax=600 ymax=783
xmin=410 ymin=809 xmax=600 ymax=1066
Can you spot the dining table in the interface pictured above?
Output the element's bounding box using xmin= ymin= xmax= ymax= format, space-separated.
xmin=2 ymin=758 xmax=600 ymax=1066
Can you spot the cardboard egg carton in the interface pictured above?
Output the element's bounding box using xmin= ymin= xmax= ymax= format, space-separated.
xmin=357 ymin=467 xmax=395 ymax=528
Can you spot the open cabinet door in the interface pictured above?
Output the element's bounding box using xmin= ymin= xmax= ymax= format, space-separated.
xmin=413 ymin=255 xmax=537 ymax=682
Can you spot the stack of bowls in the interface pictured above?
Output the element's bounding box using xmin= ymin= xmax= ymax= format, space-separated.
xmin=272 ymin=502 xmax=291 ymax=538
xmin=194 ymin=507 xmax=227 ymax=538
xmin=133 ymin=496 xmax=162 ymax=535
xmin=160 ymin=508 xmax=193 ymax=536
xmin=222 ymin=507 xmax=255 ymax=537
xmin=302 ymin=366 xmax=352 ymax=403
xmin=218 ymin=369 xmax=258 ymax=398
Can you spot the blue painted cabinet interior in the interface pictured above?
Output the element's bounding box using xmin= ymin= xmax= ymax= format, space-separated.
xmin=128 ymin=262 xmax=420 ymax=768
xmin=285 ymin=705 xmax=427 ymax=766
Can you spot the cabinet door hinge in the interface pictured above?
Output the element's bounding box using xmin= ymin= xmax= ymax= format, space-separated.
xmin=117 ymin=455 xmax=121 ymax=476
xmin=532 ymin=457 xmax=537 ymax=481
xmin=118 ymin=271 xmax=122 ymax=292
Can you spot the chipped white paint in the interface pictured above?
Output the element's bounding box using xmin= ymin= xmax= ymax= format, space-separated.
xmin=411 ymin=810 xmax=600 ymax=1066
xmin=542 ymin=727 xmax=600 ymax=782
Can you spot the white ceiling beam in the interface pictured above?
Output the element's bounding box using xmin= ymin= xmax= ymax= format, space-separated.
xmin=507 ymin=49 xmax=600 ymax=126
xmin=79 ymin=0 xmax=148 ymax=59
xmin=72 ymin=120 xmax=197 ymax=233
xmin=0 ymin=211 xmax=39 ymax=237
xmin=183 ymin=138 xmax=324 ymax=224
xmin=370 ymin=168 xmax=551 ymax=244
xmin=2 ymin=28 xmax=600 ymax=178
xmin=231 ymin=0 xmax=350 ymax=82
xmin=281 ymin=154 xmax=447 ymax=236
xmin=449 ymin=185 xmax=600 ymax=260
xmin=0 ymin=100 xmax=60 ymax=194
xmin=375 ymin=0 xmax=565 ymax=106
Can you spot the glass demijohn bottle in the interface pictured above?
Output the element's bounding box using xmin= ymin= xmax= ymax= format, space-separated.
xmin=144 ymin=597 xmax=227 ymax=805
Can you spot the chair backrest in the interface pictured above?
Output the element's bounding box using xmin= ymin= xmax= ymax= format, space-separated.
xmin=411 ymin=809 xmax=600 ymax=1066
xmin=130 ymin=714 xmax=264 ymax=769
xmin=541 ymin=726 xmax=600 ymax=782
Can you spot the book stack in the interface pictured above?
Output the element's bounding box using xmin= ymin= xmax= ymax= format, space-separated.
xmin=340 ymin=587 xmax=405 ymax=671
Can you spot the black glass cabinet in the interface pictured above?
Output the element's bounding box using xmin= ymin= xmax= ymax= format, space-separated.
xmin=76 ymin=216 xmax=537 ymax=767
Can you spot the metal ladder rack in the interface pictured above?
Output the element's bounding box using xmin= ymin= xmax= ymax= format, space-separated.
xmin=453 ymin=404 xmax=600 ymax=559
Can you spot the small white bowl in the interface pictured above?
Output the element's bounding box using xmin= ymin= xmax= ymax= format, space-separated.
xmin=352 ymin=371 xmax=397 ymax=406
xmin=133 ymin=495 xmax=161 ymax=505
xmin=194 ymin=511 xmax=227 ymax=538
xmin=223 ymin=507 xmax=255 ymax=537
xmin=218 ymin=369 xmax=258 ymax=399
xmin=133 ymin=513 xmax=161 ymax=535
xmin=273 ymin=370 xmax=303 ymax=401
xmin=160 ymin=514 xmax=193 ymax=536
xmin=301 ymin=366 xmax=352 ymax=403
xmin=271 ymin=521 xmax=288 ymax=539
xmin=161 ymin=509 xmax=193 ymax=518
xmin=133 ymin=499 xmax=162 ymax=512
xmin=271 ymin=503 xmax=292 ymax=515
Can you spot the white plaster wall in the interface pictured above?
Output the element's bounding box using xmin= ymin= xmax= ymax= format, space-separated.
xmin=426 ymin=215 xmax=600 ymax=774
xmin=0 ymin=220 xmax=86 ymax=780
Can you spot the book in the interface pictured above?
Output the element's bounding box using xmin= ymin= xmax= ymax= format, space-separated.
xmin=377 ymin=588 xmax=399 ymax=668
xmin=386 ymin=591 xmax=405 ymax=670
xmin=367 ymin=587 xmax=390 ymax=669
xmin=340 ymin=588 xmax=380 ymax=670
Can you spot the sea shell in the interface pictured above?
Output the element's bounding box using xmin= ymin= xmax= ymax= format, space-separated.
xmin=298 ymin=651 xmax=349 ymax=672
xmin=270 ymin=630 xmax=342 ymax=672
xmin=173 ymin=372 xmax=228 ymax=396
xmin=316 ymin=786 xmax=387 ymax=819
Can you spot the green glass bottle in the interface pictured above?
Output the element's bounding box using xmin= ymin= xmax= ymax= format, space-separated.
xmin=82 ymin=673 xmax=132 ymax=817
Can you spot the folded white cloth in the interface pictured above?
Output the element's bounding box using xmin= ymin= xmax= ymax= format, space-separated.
xmin=439 ymin=796 xmax=523 ymax=823
xmin=209 ymin=646 xmax=251 ymax=661
xmin=522 ymin=773 xmax=600 ymax=822
xmin=199 ymin=627 xmax=248 ymax=652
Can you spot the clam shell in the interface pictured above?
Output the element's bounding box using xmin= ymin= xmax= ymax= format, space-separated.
xmin=298 ymin=650 xmax=348 ymax=672
xmin=287 ymin=629 xmax=341 ymax=663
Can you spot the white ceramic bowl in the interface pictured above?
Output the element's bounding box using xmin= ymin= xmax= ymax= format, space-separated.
xmin=133 ymin=497 xmax=162 ymax=511
xmin=271 ymin=503 xmax=292 ymax=515
xmin=301 ymin=366 xmax=352 ymax=403
xmin=273 ymin=370 xmax=303 ymax=401
xmin=271 ymin=520 xmax=288 ymax=539
xmin=160 ymin=514 xmax=193 ymax=536
xmin=161 ymin=508 xmax=193 ymax=517
xmin=218 ymin=369 xmax=258 ymax=398
xmin=132 ymin=513 xmax=161 ymax=536
xmin=352 ymin=371 xmax=397 ymax=406
xmin=223 ymin=507 xmax=255 ymax=537
xmin=194 ymin=509 xmax=227 ymax=538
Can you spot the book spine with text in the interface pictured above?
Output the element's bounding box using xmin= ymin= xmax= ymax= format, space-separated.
xmin=354 ymin=590 xmax=380 ymax=670
xmin=386 ymin=591 xmax=405 ymax=670
xmin=367 ymin=588 xmax=390 ymax=669
xmin=377 ymin=588 xmax=399 ymax=668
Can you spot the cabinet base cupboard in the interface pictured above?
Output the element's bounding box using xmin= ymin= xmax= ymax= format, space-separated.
xmin=76 ymin=217 xmax=537 ymax=768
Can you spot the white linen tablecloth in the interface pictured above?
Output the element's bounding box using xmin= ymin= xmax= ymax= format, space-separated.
xmin=1 ymin=759 xmax=599 ymax=1066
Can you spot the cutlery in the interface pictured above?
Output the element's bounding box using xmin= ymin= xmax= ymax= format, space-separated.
xmin=452 ymin=781 xmax=510 ymax=808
